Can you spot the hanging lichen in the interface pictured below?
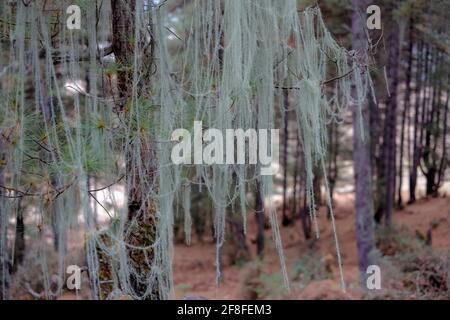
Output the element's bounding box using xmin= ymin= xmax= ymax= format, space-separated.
xmin=0 ymin=0 xmax=375 ymax=299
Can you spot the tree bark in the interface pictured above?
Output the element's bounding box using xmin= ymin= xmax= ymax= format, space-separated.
xmin=436 ymin=88 xmax=449 ymax=189
xmin=422 ymin=49 xmax=443 ymax=197
xmin=299 ymin=187 xmax=312 ymax=240
xmin=109 ymin=0 xmax=159 ymax=299
xmin=397 ymin=21 xmax=414 ymax=207
xmin=0 ymin=19 xmax=10 ymax=296
xmin=13 ymin=205 xmax=25 ymax=272
xmin=255 ymin=180 xmax=265 ymax=257
xmin=327 ymin=121 xmax=338 ymax=218
xmin=409 ymin=41 xmax=425 ymax=203
xmin=0 ymin=136 xmax=9 ymax=300
xmin=282 ymin=90 xmax=291 ymax=226
xmin=381 ymin=7 xmax=401 ymax=227
xmin=292 ymin=136 xmax=300 ymax=220
xmin=352 ymin=0 xmax=375 ymax=281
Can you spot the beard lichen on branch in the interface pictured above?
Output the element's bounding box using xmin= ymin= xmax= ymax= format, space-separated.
xmin=0 ymin=0 xmax=375 ymax=300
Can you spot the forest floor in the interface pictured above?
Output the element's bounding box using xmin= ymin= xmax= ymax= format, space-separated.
xmin=172 ymin=194 xmax=450 ymax=299
xmin=10 ymin=193 xmax=450 ymax=300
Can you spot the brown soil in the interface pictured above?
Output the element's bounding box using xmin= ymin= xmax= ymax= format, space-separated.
xmin=172 ymin=195 xmax=450 ymax=299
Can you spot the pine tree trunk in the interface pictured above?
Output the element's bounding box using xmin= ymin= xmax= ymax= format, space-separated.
xmin=416 ymin=45 xmax=431 ymax=196
xmin=282 ymin=90 xmax=291 ymax=226
xmin=13 ymin=205 xmax=25 ymax=272
xmin=0 ymin=138 xmax=9 ymax=300
xmin=254 ymin=102 xmax=265 ymax=257
xmin=109 ymin=0 xmax=160 ymax=299
xmin=327 ymin=121 xmax=338 ymax=218
xmin=397 ymin=22 xmax=414 ymax=207
xmin=382 ymin=12 xmax=401 ymax=227
xmin=422 ymin=50 xmax=442 ymax=197
xmin=312 ymin=165 xmax=322 ymax=207
xmin=300 ymin=187 xmax=312 ymax=240
xmin=292 ymin=137 xmax=300 ymax=220
xmin=352 ymin=0 xmax=375 ymax=280
xmin=409 ymin=41 xmax=425 ymax=203
xmin=369 ymin=99 xmax=381 ymax=177
xmin=436 ymin=88 xmax=449 ymax=188
xmin=370 ymin=98 xmax=383 ymax=220
xmin=0 ymin=25 xmax=10 ymax=297
xmin=255 ymin=180 xmax=265 ymax=257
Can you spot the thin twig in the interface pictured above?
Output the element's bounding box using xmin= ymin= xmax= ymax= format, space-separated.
xmin=88 ymin=175 xmax=125 ymax=192
xmin=88 ymin=191 xmax=113 ymax=219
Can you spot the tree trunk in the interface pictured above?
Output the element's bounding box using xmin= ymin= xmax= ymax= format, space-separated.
xmin=409 ymin=41 xmax=425 ymax=203
xmin=422 ymin=49 xmax=443 ymax=197
xmin=397 ymin=21 xmax=414 ymax=208
xmin=381 ymin=8 xmax=401 ymax=227
xmin=0 ymin=22 xmax=10 ymax=296
xmin=312 ymin=165 xmax=322 ymax=207
xmin=436 ymin=88 xmax=449 ymax=189
xmin=299 ymin=187 xmax=312 ymax=240
xmin=352 ymin=0 xmax=375 ymax=281
xmin=327 ymin=121 xmax=338 ymax=218
xmin=416 ymin=44 xmax=431 ymax=197
xmin=0 ymin=137 xmax=9 ymax=300
xmin=282 ymin=90 xmax=291 ymax=226
xmin=255 ymin=180 xmax=265 ymax=257
xmin=109 ymin=0 xmax=159 ymax=299
xmin=369 ymin=99 xmax=381 ymax=178
xmin=13 ymin=205 xmax=25 ymax=272
xmin=292 ymin=136 xmax=300 ymax=220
